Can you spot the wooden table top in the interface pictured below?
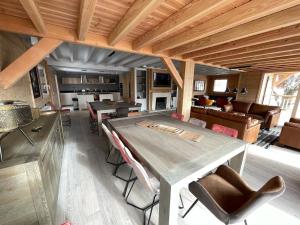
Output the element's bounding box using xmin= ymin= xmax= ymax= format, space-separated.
xmin=90 ymin=101 xmax=140 ymax=111
xmin=109 ymin=114 xmax=247 ymax=185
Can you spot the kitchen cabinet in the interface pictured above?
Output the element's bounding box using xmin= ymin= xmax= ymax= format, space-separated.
xmin=77 ymin=94 xmax=94 ymax=110
xmin=60 ymin=92 xmax=77 ymax=106
xmin=0 ymin=113 xmax=64 ymax=225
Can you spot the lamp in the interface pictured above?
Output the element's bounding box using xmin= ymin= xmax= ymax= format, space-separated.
xmin=240 ymin=87 xmax=248 ymax=95
xmin=0 ymin=100 xmax=34 ymax=161
xmin=232 ymin=88 xmax=238 ymax=94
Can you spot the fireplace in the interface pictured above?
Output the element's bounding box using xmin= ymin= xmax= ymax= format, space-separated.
xmin=151 ymin=92 xmax=171 ymax=111
xmin=155 ymin=97 xmax=167 ymax=110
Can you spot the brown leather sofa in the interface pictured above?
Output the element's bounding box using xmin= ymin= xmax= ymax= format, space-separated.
xmin=190 ymin=107 xmax=261 ymax=143
xmin=223 ymin=101 xmax=281 ymax=129
xmin=279 ymin=118 xmax=300 ymax=150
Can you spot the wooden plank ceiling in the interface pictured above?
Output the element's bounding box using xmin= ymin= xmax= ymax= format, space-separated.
xmin=0 ymin=0 xmax=300 ymax=72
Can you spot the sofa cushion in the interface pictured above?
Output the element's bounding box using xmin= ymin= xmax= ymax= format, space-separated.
xmin=248 ymin=103 xmax=279 ymax=116
xmin=207 ymin=109 xmax=250 ymax=125
xmin=246 ymin=114 xmax=264 ymax=122
xmin=232 ymin=101 xmax=252 ymax=114
xmin=284 ymin=122 xmax=300 ymax=129
xmin=223 ymin=104 xmax=233 ymax=112
xmin=290 ymin=118 xmax=300 ymax=124
xmin=191 ymin=107 xmax=207 ymax=114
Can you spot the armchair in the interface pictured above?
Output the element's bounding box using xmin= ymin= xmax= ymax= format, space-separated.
xmin=279 ymin=118 xmax=300 ymax=150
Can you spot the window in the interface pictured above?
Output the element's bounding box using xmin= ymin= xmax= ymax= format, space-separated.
xmin=213 ymin=79 xmax=228 ymax=92
xmin=194 ymin=80 xmax=205 ymax=91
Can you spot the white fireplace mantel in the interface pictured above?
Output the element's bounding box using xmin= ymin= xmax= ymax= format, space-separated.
xmin=152 ymin=92 xmax=171 ymax=111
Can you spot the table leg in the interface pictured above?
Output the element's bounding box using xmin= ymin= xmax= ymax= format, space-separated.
xmin=230 ymin=145 xmax=248 ymax=175
xmin=159 ymin=178 xmax=179 ymax=225
xmin=97 ymin=111 xmax=103 ymax=135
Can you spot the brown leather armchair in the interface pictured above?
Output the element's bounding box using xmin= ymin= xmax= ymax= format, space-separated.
xmin=279 ymin=118 xmax=300 ymax=150
xmin=182 ymin=165 xmax=285 ymax=225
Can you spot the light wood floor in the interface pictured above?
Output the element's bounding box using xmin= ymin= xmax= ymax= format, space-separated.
xmin=55 ymin=111 xmax=300 ymax=225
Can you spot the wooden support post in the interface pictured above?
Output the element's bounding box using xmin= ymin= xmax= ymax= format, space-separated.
xmin=0 ymin=38 xmax=62 ymax=89
xmin=160 ymin=57 xmax=183 ymax=89
xmin=177 ymin=60 xmax=195 ymax=121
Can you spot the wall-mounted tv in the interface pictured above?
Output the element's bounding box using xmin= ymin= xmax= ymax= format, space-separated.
xmin=153 ymin=72 xmax=171 ymax=88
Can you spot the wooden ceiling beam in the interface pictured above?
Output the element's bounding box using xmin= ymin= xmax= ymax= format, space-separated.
xmin=160 ymin=57 xmax=183 ymax=89
xmin=78 ymin=0 xmax=97 ymax=41
xmin=108 ymin=0 xmax=163 ymax=46
xmin=168 ymin=5 xmax=300 ymax=56
xmin=19 ymin=0 xmax=46 ymax=33
xmin=153 ymin=0 xmax=300 ymax=53
xmin=182 ymin=24 xmax=300 ymax=59
xmin=250 ymin=66 xmax=300 ymax=72
xmin=0 ymin=38 xmax=62 ymax=89
xmin=133 ymin=0 xmax=232 ymax=50
xmin=223 ymin=55 xmax=300 ymax=67
xmin=0 ymin=14 xmax=185 ymax=61
xmin=194 ymin=36 xmax=300 ymax=61
xmin=209 ymin=45 xmax=300 ymax=65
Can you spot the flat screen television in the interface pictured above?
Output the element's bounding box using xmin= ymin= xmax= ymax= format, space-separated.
xmin=153 ymin=72 xmax=171 ymax=87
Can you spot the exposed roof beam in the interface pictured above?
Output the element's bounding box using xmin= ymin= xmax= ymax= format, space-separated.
xmin=153 ymin=0 xmax=300 ymax=53
xmin=224 ymin=55 xmax=300 ymax=67
xmin=0 ymin=38 xmax=62 ymax=89
xmin=115 ymin=54 xmax=143 ymax=66
xmin=19 ymin=0 xmax=46 ymax=33
xmin=161 ymin=57 xmax=183 ymax=89
xmin=78 ymin=0 xmax=97 ymax=41
xmin=108 ymin=0 xmax=163 ymax=46
xmin=168 ymin=5 xmax=300 ymax=56
xmin=183 ymin=24 xmax=300 ymax=59
xmin=133 ymin=0 xmax=232 ymax=50
xmin=194 ymin=36 xmax=300 ymax=61
xmin=47 ymin=59 xmax=130 ymax=72
xmin=126 ymin=57 xmax=160 ymax=67
xmin=220 ymin=50 xmax=300 ymax=65
xmin=94 ymin=49 xmax=113 ymax=64
xmin=204 ymin=44 xmax=300 ymax=64
xmin=0 ymin=14 xmax=184 ymax=62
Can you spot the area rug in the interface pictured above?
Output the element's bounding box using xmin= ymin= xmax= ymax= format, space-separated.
xmin=254 ymin=128 xmax=281 ymax=149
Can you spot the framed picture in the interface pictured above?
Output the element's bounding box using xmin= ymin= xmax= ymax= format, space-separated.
xmin=29 ymin=67 xmax=41 ymax=99
xmin=37 ymin=65 xmax=49 ymax=97
xmin=194 ymin=80 xmax=205 ymax=91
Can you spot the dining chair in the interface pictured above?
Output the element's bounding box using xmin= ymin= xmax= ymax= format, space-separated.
xmin=171 ymin=112 xmax=184 ymax=121
xmin=182 ymin=165 xmax=285 ymax=225
xmin=101 ymin=123 xmax=119 ymax=165
xmin=116 ymin=107 xmax=129 ymax=118
xmin=189 ymin=118 xmax=207 ymax=128
xmin=123 ymin=147 xmax=161 ymax=225
xmin=48 ymin=101 xmax=71 ymax=126
xmin=112 ymin=131 xmax=137 ymax=196
xmin=124 ymin=146 xmax=184 ymax=225
xmin=212 ymin=124 xmax=238 ymax=138
xmin=87 ymin=103 xmax=99 ymax=133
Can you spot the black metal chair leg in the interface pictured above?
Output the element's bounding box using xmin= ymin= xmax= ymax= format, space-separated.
xmin=113 ymin=154 xmax=123 ymax=176
xmin=125 ymin=179 xmax=136 ymax=201
xmin=179 ymin=194 xmax=184 ymax=209
xmin=145 ymin=194 xmax=157 ymax=225
xmin=182 ymin=199 xmax=198 ymax=218
xmin=122 ymin=168 xmax=133 ymax=197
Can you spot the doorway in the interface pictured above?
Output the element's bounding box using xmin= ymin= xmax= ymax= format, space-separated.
xmin=261 ymin=72 xmax=300 ymax=126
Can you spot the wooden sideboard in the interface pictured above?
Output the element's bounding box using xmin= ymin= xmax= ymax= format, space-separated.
xmin=0 ymin=112 xmax=64 ymax=225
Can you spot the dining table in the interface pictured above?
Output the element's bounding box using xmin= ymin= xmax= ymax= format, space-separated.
xmin=89 ymin=101 xmax=141 ymax=124
xmin=109 ymin=113 xmax=248 ymax=225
